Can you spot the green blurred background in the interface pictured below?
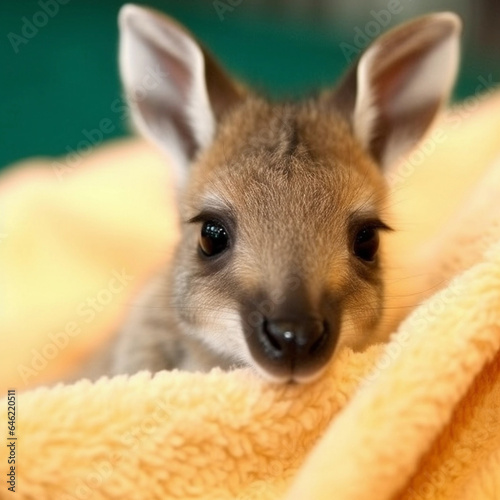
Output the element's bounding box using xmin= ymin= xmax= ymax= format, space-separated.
xmin=1 ymin=0 xmax=499 ymax=170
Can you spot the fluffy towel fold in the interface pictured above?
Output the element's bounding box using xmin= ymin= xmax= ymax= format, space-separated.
xmin=1 ymin=90 xmax=500 ymax=500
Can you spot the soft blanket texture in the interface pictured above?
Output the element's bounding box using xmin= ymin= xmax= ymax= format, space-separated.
xmin=1 ymin=90 xmax=500 ymax=500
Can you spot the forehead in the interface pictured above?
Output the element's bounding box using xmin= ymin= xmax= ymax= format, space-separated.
xmin=187 ymin=98 xmax=386 ymax=219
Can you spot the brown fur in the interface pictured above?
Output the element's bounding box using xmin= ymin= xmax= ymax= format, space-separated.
xmin=95 ymin=95 xmax=390 ymax=382
xmin=77 ymin=8 xmax=459 ymax=383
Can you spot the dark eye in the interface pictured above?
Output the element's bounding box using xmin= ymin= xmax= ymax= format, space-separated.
xmin=199 ymin=221 xmax=229 ymax=257
xmin=353 ymin=225 xmax=379 ymax=262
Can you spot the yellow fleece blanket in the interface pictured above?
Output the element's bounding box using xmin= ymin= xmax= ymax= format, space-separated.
xmin=1 ymin=89 xmax=500 ymax=500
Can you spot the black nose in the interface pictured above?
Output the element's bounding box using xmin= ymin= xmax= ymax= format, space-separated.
xmin=245 ymin=316 xmax=339 ymax=380
xmin=240 ymin=285 xmax=341 ymax=381
xmin=263 ymin=319 xmax=327 ymax=360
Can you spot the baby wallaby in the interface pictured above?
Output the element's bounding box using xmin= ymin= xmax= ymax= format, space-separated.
xmin=101 ymin=5 xmax=460 ymax=383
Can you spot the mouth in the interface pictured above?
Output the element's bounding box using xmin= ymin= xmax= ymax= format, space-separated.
xmin=249 ymin=360 xmax=330 ymax=384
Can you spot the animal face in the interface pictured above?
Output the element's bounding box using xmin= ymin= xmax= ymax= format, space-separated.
xmin=118 ymin=5 xmax=460 ymax=382
xmin=175 ymin=99 xmax=389 ymax=382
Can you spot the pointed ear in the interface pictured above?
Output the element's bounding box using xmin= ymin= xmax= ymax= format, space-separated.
xmin=333 ymin=13 xmax=461 ymax=168
xmin=118 ymin=4 xmax=243 ymax=183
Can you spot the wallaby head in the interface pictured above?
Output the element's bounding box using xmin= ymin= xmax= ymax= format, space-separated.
xmin=118 ymin=5 xmax=460 ymax=383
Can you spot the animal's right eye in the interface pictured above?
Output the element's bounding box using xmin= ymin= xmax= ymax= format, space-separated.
xmin=199 ymin=221 xmax=229 ymax=257
xmin=353 ymin=225 xmax=379 ymax=263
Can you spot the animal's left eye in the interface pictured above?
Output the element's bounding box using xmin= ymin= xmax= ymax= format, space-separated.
xmin=353 ymin=225 xmax=379 ymax=262
xmin=199 ymin=220 xmax=229 ymax=257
